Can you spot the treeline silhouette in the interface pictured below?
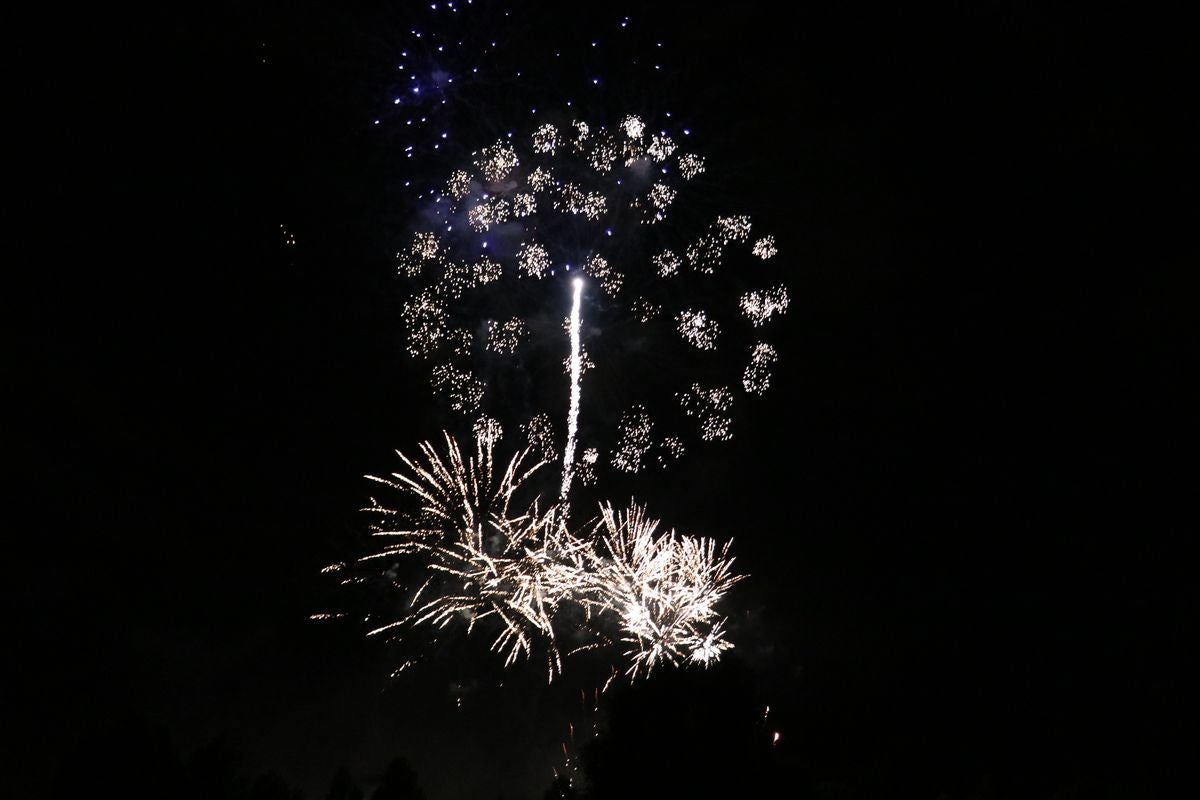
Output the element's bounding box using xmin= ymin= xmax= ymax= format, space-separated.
xmin=39 ymin=665 xmax=1154 ymax=800
xmin=42 ymin=713 xmax=421 ymax=800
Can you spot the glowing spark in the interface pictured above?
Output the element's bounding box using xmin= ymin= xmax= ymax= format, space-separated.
xmin=473 ymin=416 xmax=503 ymax=445
xmin=612 ymin=406 xmax=654 ymax=473
xmin=553 ymin=182 xmax=607 ymax=219
xmin=518 ymin=241 xmax=552 ymax=278
xmin=631 ymin=297 xmax=661 ymax=322
xmin=653 ymin=250 xmax=681 ymax=277
xmin=743 ymin=342 xmax=778 ymax=394
xmin=522 ymin=413 xmax=557 ymax=463
xmin=657 ymin=436 xmax=685 ymax=467
xmin=577 ymin=447 xmax=599 ymax=486
xmin=431 ymin=362 xmax=484 ymax=413
xmin=401 ymin=290 xmax=447 ymax=357
xmin=397 ymin=232 xmax=443 ymax=277
xmin=686 ymin=215 xmax=752 ymax=273
xmin=486 ymin=318 xmax=527 ymax=354
xmin=446 ymin=170 xmax=471 ymax=200
xmin=647 ymin=134 xmax=676 ymax=162
xmin=474 ymin=141 xmax=519 ymax=182
xmin=587 ymin=130 xmax=618 ymax=173
xmin=513 ymin=192 xmax=537 ymax=217
xmin=468 ymin=197 xmax=511 ymax=231
xmin=676 ymin=309 xmax=720 ymax=350
xmin=739 ymin=285 xmax=790 ymax=326
xmin=532 ymin=122 xmax=561 ymax=155
xmin=620 ymin=115 xmax=645 ymax=139
xmin=635 ymin=182 xmax=676 ymax=223
xmin=752 ymin=235 xmax=777 ymax=259
xmin=528 ymin=166 xmax=554 ymax=191
xmin=716 ymin=215 xmax=752 ymax=242
xmin=583 ymin=254 xmax=622 ymax=296
xmin=679 ymin=384 xmax=734 ymax=441
xmin=677 ymin=153 xmax=706 ymax=179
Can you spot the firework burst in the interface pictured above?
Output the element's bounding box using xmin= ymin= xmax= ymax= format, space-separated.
xmin=329 ymin=429 xmax=743 ymax=680
xmin=396 ymin=113 xmax=789 ymax=484
xmin=325 ymin=14 xmax=790 ymax=685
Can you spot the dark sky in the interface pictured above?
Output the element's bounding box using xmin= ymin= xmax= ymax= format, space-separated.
xmin=14 ymin=2 xmax=1195 ymax=798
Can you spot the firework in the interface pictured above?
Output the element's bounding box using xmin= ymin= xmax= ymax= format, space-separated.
xmin=580 ymin=503 xmax=743 ymax=677
xmin=339 ymin=17 xmax=789 ymax=684
xmin=357 ymin=431 xmax=572 ymax=676
xmin=339 ymin=430 xmax=742 ymax=681
xmin=395 ymin=114 xmax=788 ymax=483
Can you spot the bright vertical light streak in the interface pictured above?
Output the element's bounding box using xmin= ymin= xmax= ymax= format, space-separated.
xmin=560 ymin=278 xmax=584 ymax=506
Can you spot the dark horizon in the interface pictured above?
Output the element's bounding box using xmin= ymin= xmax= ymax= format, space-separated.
xmin=13 ymin=2 xmax=1194 ymax=798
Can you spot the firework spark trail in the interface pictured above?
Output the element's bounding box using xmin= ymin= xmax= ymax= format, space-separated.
xmin=560 ymin=277 xmax=584 ymax=509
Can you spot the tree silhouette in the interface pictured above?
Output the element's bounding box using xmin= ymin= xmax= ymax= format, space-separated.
xmin=580 ymin=662 xmax=777 ymax=799
xmin=326 ymin=766 xmax=364 ymax=800
xmin=370 ymin=757 xmax=424 ymax=800
xmin=249 ymin=771 xmax=304 ymax=800
xmin=187 ymin=736 xmax=250 ymax=800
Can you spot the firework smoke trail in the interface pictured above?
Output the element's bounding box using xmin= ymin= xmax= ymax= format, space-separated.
xmin=560 ymin=277 xmax=584 ymax=510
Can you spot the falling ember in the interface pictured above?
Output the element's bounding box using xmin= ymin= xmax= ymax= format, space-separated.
xmin=772 ymin=731 xmax=781 ymax=746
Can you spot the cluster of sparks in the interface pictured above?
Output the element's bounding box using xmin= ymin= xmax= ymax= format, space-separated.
xmin=740 ymin=285 xmax=791 ymax=327
xmin=678 ymin=384 xmax=735 ymax=441
xmin=742 ymin=342 xmax=779 ymax=395
xmin=486 ymin=318 xmax=527 ymax=354
xmin=333 ymin=430 xmax=742 ymax=680
xmin=676 ymin=309 xmax=721 ymax=350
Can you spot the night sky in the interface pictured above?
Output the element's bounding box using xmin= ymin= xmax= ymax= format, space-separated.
xmin=14 ymin=2 xmax=1195 ymax=798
